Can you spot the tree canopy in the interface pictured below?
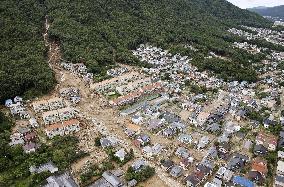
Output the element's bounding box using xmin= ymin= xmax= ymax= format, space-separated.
xmin=45 ymin=0 xmax=272 ymax=81
xmin=0 ymin=0 xmax=56 ymax=103
xmin=0 ymin=0 xmax=275 ymax=101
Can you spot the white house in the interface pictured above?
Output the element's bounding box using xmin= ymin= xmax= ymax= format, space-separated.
xmin=277 ymin=161 xmax=284 ymax=176
xmin=45 ymin=119 xmax=80 ymax=138
xmin=42 ymin=110 xmax=60 ymax=125
xmin=48 ymin=97 xmax=65 ymax=110
xmin=33 ymin=100 xmax=49 ymax=113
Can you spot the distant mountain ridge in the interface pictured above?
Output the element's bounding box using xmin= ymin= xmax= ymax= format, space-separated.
xmin=250 ymin=6 xmax=268 ymax=10
xmin=248 ymin=5 xmax=284 ymax=19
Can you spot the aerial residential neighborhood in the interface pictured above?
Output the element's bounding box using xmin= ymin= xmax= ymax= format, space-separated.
xmin=1 ymin=0 xmax=284 ymax=187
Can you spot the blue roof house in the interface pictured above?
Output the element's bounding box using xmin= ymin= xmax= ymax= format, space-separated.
xmin=5 ymin=99 xmax=13 ymax=107
xmin=233 ymin=176 xmax=255 ymax=187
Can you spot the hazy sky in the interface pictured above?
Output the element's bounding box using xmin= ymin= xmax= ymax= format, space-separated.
xmin=227 ymin=0 xmax=284 ymax=9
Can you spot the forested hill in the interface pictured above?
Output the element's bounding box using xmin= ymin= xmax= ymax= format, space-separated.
xmin=0 ymin=0 xmax=56 ymax=102
xmin=46 ymin=0 xmax=271 ymax=81
xmin=248 ymin=5 xmax=284 ymax=19
xmin=0 ymin=0 xmax=272 ymax=102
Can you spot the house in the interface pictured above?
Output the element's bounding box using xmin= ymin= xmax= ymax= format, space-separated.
xmin=131 ymin=159 xmax=146 ymax=171
xmin=131 ymin=115 xmax=143 ymax=124
xmin=142 ymin=143 xmax=163 ymax=158
xmin=218 ymin=142 xmax=230 ymax=154
xmin=218 ymin=133 xmax=230 ymax=143
xmin=185 ymin=175 xmax=200 ymax=187
xmin=60 ymin=87 xmax=80 ymax=104
xmin=251 ymin=157 xmax=268 ymax=176
xmin=24 ymin=131 xmax=37 ymax=142
xmin=127 ymin=179 xmax=137 ymax=187
xmin=254 ymin=144 xmax=268 ymax=156
xmin=175 ymin=147 xmax=190 ymax=158
xmin=206 ymin=146 xmax=218 ymax=159
xmin=100 ymin=137 xmax=118 ymax=148
xmin=102 ymin=171 xmax=123 ymax=187
xmin=232 ymin=153 xmax=249 ymax=162
xmin=116 ymin=77 xmax=152 ymax=95
xmin=255 ymin=132 xmax=277 ymax=151
xmin=224 ymin=121 xmax=240 ymax=134
xmin=42 ymin=110 xmax=60 ymax=125
xmin=180 ymin=157 xmax=194 ymax=170
xmin=18 ymin=110 xmax=30 ymax=119
xmin=163 ymin=128 xmax=175 ymax=137
xmin=197 ymin=136 xmax=210 ymax=149
xmin=9 ymin=133 xmax=24 ymax=146
xmin=125 ymin=129 xmax=135 ymax=138
xmin=136 ymin=134 xmax=150 ymax=146
xmin=277 ymin=161 xmax=284 ymax=176
xmin=89 ymin=178 xmax=112 ymax=187
xmin=60 ymin=87 xmax=80 ymax=97
xmin=170 ymin=122 xmax=186 ymax=132
xmin=110 ymin=91 xmax=142 ymax=107
xmin=110 ymin=169 xmax=124 ymax=177
xmin=263 ymin=118 xmax=276 ymax=128
xmin=247 ymin=171 xmax=264 ymax=184
xmin=147 ymin=119 xmax=164 ymax=131
xmin=9 ymin=103 xmax=30 ymax=119
xmin=57 ymin=107 xmax=77 ymax=121
xmin=279 ymin=138 xmax=284 ymax=149
xmin=48 ymin=97 xmax=65 ymax=110
xmin=206 ymin=123 xmax=221 ymax=133
xmin=196 ymin=112 xmax=210 ymax=126
xmin=243 ymin=140 xmax=253 ymax=150
xmin=215 ymin=167 xmax=233 ymax=182
xmin=227 ymin=154 xmax=248 ymax=171
xmin=278 ymin=151 xmax=284 ymax=159
xmin=232 ymin=176 xmax=255 ymax=187
xmin=5 ymin=99 xmax=13 ymax=107
xmin=29 ymin=161 xmax=58 ymax=174
xmin=23 ymin=142 xmax=38 ymax=153
xmin=44 ymin=173 xmax=78 ymax=187
xmin=160 ymin=112 xmax=180 ymax=123
xmin=45 ymin=119 xmax=80 ymax=138
xmin=200 ymin=158 xmax=215 ymax=170
xmin=33 ymin=100 xmax=49 ymax=113
xmin=17 ymin=127 xmax=31 ymax=135
xmin=125 ymin=123 xmax=141 ymax=136
xmin=235 ymin=109 xmax=246 ymax=121
xmin=114 ymin=149 xmax=126 ymax=162
xmin=279 ymin=132 xmax=284 ymax=149
xmin=196 ymin=164 xmax=212 ymax=176
xmin=170 ymin=165 xmax=183 ymax=178
xmin=161 ymin=159 xmax=174 ymax=171
xmin=204 ymin=178 xmax=222 ymax=187
xmin=185 ymin=164 xmax=212 ymax=186
xmin=178 ymin=134 xmax=192 ymax=144
xmin=29 ymin=118 xmax=39 ymax=128
xmin=14 ymin=96 xmax=23 ymax=103
xmin=275 ymin=175 xmax=284 ymax=187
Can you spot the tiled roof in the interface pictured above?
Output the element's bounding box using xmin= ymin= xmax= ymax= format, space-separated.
xmin=45 ymin=119 xmax=79 ymax=131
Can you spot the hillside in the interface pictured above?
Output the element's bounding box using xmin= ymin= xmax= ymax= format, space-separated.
xmin=0 ymin=0 xmax=56 ymax=102
xmin=46 ymin=0 xmax=272 ymax=81
xmin=0 ymin=0 xmax=273 ymax=102
xmin=249 ymin=5 xmax=284 ymax=19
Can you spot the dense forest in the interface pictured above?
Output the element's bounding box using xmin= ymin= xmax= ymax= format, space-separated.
xmin=45 ymin=0 xmax=272 ymax=82
xmin=249 ymin=5 xmax=284 ymax=19
xmin=0 ymin=0 xmax=276 ymax=102
xmin=0 ymin=0 xmax=56 ymax=102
